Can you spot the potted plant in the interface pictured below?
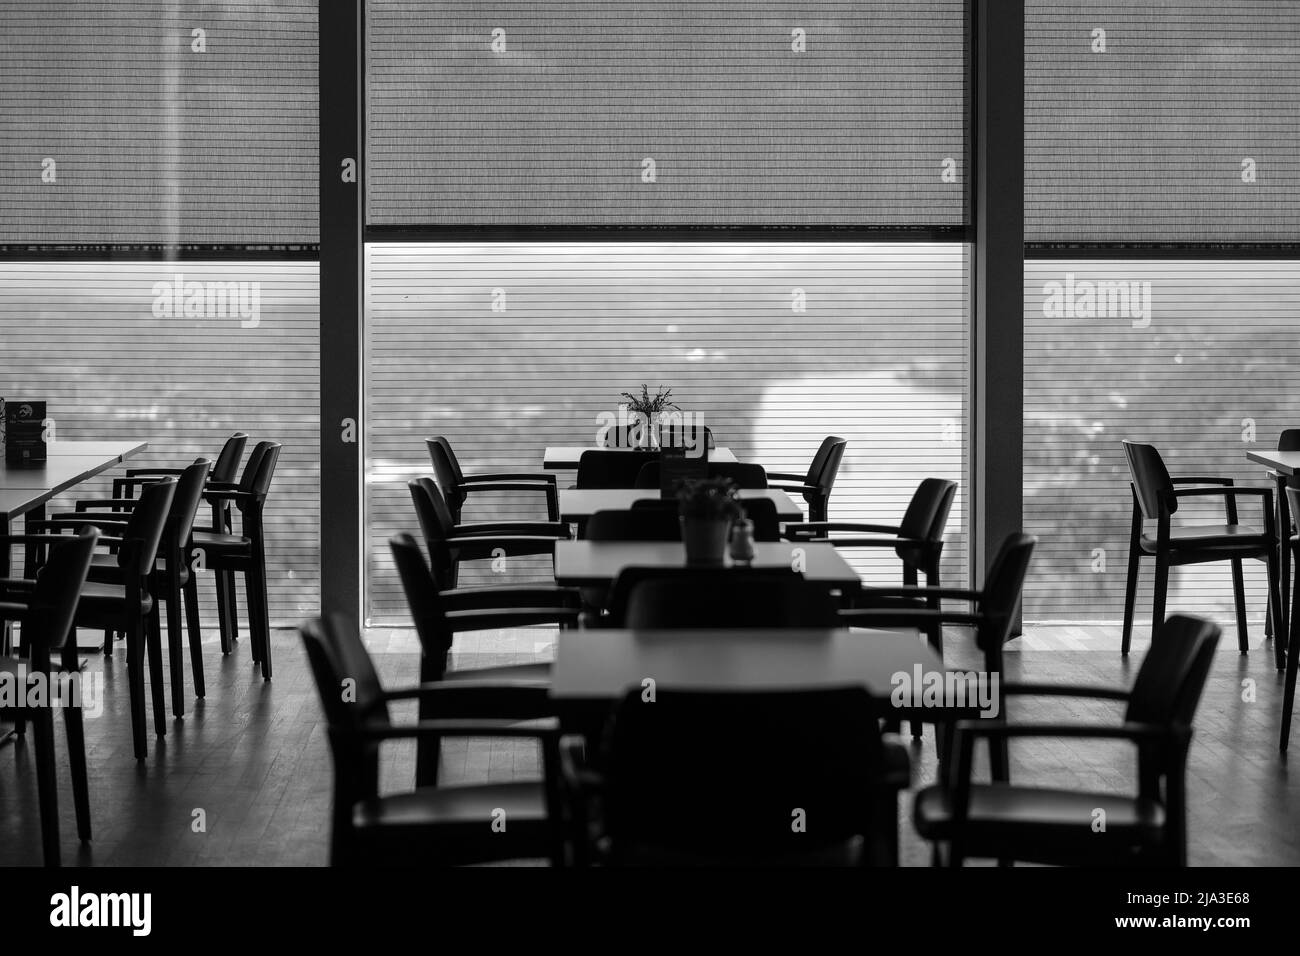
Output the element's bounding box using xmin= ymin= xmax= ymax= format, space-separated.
xmin=677 ymin=477 xmax=743 ymax=565
xmin=619 ymin=384 xmax=677 ymax=449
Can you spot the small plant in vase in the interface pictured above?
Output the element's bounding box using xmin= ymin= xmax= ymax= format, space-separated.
xmin=677 ymin=476 xmax=743 ymax=565
xmin=619 ymin=384 xmax=677 ymax=449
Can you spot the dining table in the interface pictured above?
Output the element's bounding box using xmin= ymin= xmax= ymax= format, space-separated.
xmin=558 ymin=487 xmax=803 ymax=523
xmin=542 ymin=445 xmax=738 ymax=470
xmin=1246 ymin=448 xmax=1299 ymax=653
xmin=549 ymin=626 xmax=986 ymax=765
xmin=553 ymin=539 xmax=862 ymax=591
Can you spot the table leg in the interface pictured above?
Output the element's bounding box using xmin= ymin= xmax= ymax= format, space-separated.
xmin=1279 ymin=476 xmax=1290 ymax=669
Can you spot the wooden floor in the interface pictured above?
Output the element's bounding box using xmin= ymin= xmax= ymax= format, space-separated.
xmin=1 ymin=620 xmax=1297 ymax=866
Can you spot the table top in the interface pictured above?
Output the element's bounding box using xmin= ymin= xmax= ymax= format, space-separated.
xmin=1 ymin=440 xmax=146 ymax=519
xmin=551 ymin=627 xmax=971 ymax=712
xmin=1247 ymin=449 xmax=1300 ymax=476
xmin=559 ymin=487 xmax=802 ymax=522
xmin=553 ymin=539 xmax=861 ymax=588
xmin=543 ymin=446 xmax=737 ymax=469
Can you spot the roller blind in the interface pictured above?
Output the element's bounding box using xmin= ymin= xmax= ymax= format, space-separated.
xmin=0 ymin=261 xmax=320 ymax=625
xmin=364 ymin=241 xmax=968 ymax=624
xmin=365 ymin=0 xmax=969 ymax=227
xmin=1023 ymin=259 xmax=1300 ymax=623
xmin=1025 ymin=0 xmax=1300 ymax=243
xmin=0 ymin=1 xmax=318 ymax=245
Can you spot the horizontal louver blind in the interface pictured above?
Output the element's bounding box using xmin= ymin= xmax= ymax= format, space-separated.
xmin=1024 ymin=259 xmax=1300 ymax=623
xmin=1025 ymin=0 xmax=1300 ymax=243
xmin=0 ymin=1 xmax=318 ymax=245
xmin=364 ymin=242 xmax=968 ymax=624
xmin=365 ymin=1 xmax=968 ymax=226
xmin=0 ymin=262 xmax=320 ymax=625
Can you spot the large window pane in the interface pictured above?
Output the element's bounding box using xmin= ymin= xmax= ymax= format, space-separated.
xmin=1024 ymin=259 xmax=1300 ymax=623
xmin=366 ymin=0 xmax=968 ymax=226
xmin=365 ymin=241 xmax=968 ymax=624
xmin=0 ymin=261 xmax=321 ymax=623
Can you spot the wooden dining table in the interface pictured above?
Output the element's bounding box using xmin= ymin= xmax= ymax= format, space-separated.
xmin=543 ymin=445 xmax=737 ymax=470
xmin=559 ymin=487 xmax=803 ymax=523
xmin=1246 ymin=448 xmax=1299 ymax=651
xmin=549 ymin=626 xmax=986 ymax=764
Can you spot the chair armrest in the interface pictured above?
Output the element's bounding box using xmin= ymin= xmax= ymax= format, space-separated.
xmin=766 ymin=472 xmax=808 ymax=483
xmin=452 ymin=521 xmax=570 ymax=539
xmin=439 ymin=586 xmax=583 ymax=610
xmin=463 ymin=471 xmax=557 ymax=485
xmin=376 ymin=680 xmax=553 ymax=718
xmin=443 ymin=607 xmax=581 ymax=631
xmin=72 ymin=498 xmax=139 ymax=511
xmin=858 ymin=585 xmax=981 ymax=602
xmin=203 ymin=489 xmax=253 ymax=503
xmin=50 ymin=513 xmax=130 ymax=530
xmin=769 ymin=481 xmax=817 ymax=495
xmin=840 ymin=607 xmax=984 ymax=628
xmin=462 ymin=481 xmax=560 ymax=495
xmin=1001 ymin=682 xmax=1130 ymax=702
xmin=445 ymin=534 xmax=561 ymax=557
xmin=1168 ymin=486 xmax=1273 ymax=499
xmin=793 ymin=537 xmax=917 ymax=550
xmin=0 ymin=600 xmax=33 ymax=620
xmin=25 ymin=519 xmax=116 ymax=534
xmin=125 ymin=468 xmax=185 ymax=477
xmin=953 ymin=719 xmax=1175 ymax=744
xmin=361 ymin=718 xmax=560 ymax=743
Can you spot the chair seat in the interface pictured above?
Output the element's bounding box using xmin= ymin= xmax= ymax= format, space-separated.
xmin=77 ymin=579 xmax=153 ymax=616
xmin=351 ymin=782 xmax=554 ymax=863
xmin=914 ymin=783 xmax=1166 ymax=856
xmin=1139 ymin=523 xmax=1269 ymax=553
xmin=191 ymin=529 xmax=252 ymax=553
xmin=443 ymin=662 xmax=551 ymax=683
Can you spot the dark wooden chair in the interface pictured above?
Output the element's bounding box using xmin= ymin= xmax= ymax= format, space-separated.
xmin=627 ymin=496 xmax=781 ymax=542
xmin=112 ymin=431 xmax=246 ymax=500
xmin=583 ymin=508 xmax=681 ymax=542
xmin=564 ymin=686 xmax=909 ymax=866
xmin=62 ymin=459 xmax=213 ymax=717
xmin=634 ymin=461 xmax=768 ymax=490
xmin=574 ymin=449 xmax=661 ymax=489
xmin=913 ymin=614 xmax=1221 ymax=867
xmin=1121 ymin=440 xmax=1281 ymax=663
xmin=191 ymin=441 xmax=282 ymax=679
xmin=299 ymin=615 xmax=565 ymax=866
xmin=840 ymin=533 xmax=1036 ymax=756
xmin=408 ymin=476 xmax=569 ymax=589
xmin=605 ymin=567 xmax=841 ymax=629
xmin=0 ymin=529 xmax=98 ymax=865
xmin=785 ymin=477 xmax=958 ymax=591
xmin=427 ymin=436 xmax=558 ymax=523
xmin=389 ymin=532 xmax=580 ymax=784
xmin=766 ymin=436 xmax=847 ymax=522
xmin=24 ymin=481 xmax=176 ymax=759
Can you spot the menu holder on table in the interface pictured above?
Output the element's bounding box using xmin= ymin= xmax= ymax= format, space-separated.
xmin=5 ymin=400 xmax=47 ymax=465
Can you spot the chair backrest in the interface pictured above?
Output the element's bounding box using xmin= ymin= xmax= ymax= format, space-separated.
xmin=425 ymin=438 xmax=466 ymax=514
xmin=211 ymin=432 xmax=249 ymax=484
xmin=974 ymin=533 xmax=1037 ymax=654
xmin=408 ymin=477 xmax=459 ymax=577
xmin=896 ymin=478 xmax=959 ymax=569
xmin=1123 ymin=440 xmax=1176 ymax=519
xmin=166 ymin=458 xmax=213 ymax=553
xmin=805 ymin=436 xmax=847 ymax=489
xmin=1126 ymin=614 xmax=1221 ymax=729
xmin=600 ymin=686 xmax=886 ymax=863
xmin=634 ymin=461 xmax=768 ymax=491
xmin=736 ymin=497 xmax=780 ymax=542
xmin=576 ymin=449 xmax=662 ymax=489
xmin=28 ymin=529 xmax=99 ymax=659
xmin=612 ymin=567 xmax=841 ymax=628
xmin=1288 ymin=487 xmax=1300 ymax=543
xmin=119 ymin=478 xmax=177 ymax=575
xmin=389 ymin=532 xmax=455 ymax=660
xmin=240 ymin=441 xmax=281 ymax=500
xmin=300 ymin=615 xmax=390 ymax=734
xmin=584 ymin=508 xmax=681 ymax=542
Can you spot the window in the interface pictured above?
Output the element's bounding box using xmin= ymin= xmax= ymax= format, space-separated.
xmin=364 ymin=241 xmax=968 ymax=623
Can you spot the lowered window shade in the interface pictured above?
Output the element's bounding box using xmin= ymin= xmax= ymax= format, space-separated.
xmin=1023 ymin=259 xmax=1300 ymax=624
xmin=364 ymin=241 xmax=969 ymax=624
xmin=1025 ymin=0 xmax=1300 ymax=244
xmin=0 ymin=0 xmax=318 ymax=245
xmin=365 ymin=0 xmax=969 ymax=227
xmin=0 ymin=261 xmax=321 ymax=624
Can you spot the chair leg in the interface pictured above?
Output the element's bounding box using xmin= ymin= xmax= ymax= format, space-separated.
xmin=146 ymin=603 xmax=167 ymax=737
xmin=63 ymin=698 xmax=92 ymax=841
xmin=1151 ymin=552 xmax=1170 ymax=645
xmin=166 ymin=578 xmax=186 ymax=718
xmin=32 ymin=706 xmax=61 ymax=866
xmin=1122 ymin=530 xmax=1141 ymax=656
xmin=125 ymin=619 xmax=148 ymax=760
xmin=215 ymin=568 xmax=236 ymax=655
xmin=103 ymin=628 xmax=114 ymax=658
xmin=1268 ymin=548 xmax=1286 ymax=672
xmin=247 ymin=549 xmax=272 ymax=680
xmin=1230 ymin=559 xmax=1249 ymax=655
xmin=184 ymin=573 xmax=206 ymax=698
xmin=1282 ymin=566 xmax=1300 ymax=751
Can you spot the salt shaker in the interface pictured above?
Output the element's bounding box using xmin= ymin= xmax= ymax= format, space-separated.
xmin=729 ymin=518 xmax=756 ymax=563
